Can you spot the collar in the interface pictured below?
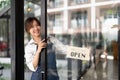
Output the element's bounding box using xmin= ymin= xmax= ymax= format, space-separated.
xmin=28 ymin=39 xmax=37 ymax=45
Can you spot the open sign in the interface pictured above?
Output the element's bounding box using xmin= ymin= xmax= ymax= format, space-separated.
xmin=66 ymin=46 xmax=91 ymax=60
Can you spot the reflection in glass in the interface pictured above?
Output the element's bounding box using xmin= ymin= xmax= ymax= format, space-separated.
xmin=47 ymin=0 xmax=64 ymax=8
xmin=71 ymin=11 xmax=88 ymax=29
xmin=69 ymin=0 xmax=89 ymax=6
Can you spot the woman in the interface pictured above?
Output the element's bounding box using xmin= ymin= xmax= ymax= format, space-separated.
xmin=24 ymin=17 xmax=59 ymax=80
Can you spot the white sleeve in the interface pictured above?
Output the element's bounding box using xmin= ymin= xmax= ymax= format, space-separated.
xmin=49 ymin=35 xmax=68 ymax=54
xmin=24 ymin=46 xmax=38 ymax=72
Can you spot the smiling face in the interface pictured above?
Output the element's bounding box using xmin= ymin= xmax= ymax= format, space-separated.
xmin=29 ymin=20 xmax=41 ymax=37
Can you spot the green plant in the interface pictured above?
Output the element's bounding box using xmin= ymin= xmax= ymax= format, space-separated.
xmin=0 ymin=77 xmax=6 ymax=80
xmin=0 ymin=63 xmax=11 ymax=69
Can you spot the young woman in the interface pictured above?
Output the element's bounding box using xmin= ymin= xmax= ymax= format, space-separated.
xmin=24 ymin=17 xmax=59 ymax=80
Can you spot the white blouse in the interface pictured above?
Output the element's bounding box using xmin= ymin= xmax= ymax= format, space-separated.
xmin=24 ymin=39 xmax=38 ymax=72
xmin=24 ymin=36 xmax=68 ymax=72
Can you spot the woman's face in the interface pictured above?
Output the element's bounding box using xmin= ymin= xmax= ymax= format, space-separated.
xmin=29 ymin=20 xmax=41 ymax=37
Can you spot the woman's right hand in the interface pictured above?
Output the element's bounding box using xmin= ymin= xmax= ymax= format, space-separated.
xmin=37 ymin=40 xmax=47 ymax=52
xmin=32 ymin=40 xmax=47 ymax=69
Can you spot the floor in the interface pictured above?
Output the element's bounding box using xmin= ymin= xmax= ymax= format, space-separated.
xmin=81 ymin=59 xmax=118 ymax=80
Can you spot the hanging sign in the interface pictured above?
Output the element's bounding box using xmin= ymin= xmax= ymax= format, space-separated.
xmin=66 ymin=46 xmax=91 ymax=60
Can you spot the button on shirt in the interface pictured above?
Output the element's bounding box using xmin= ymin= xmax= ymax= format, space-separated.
xmin=24 ymin=39 xmax=38 ymax=72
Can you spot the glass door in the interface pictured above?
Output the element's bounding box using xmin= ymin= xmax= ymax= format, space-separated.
xmin=47 ymin=0 xmax=119 ymax=80
xmin=47 ymin=9 xmax=90 ymax=80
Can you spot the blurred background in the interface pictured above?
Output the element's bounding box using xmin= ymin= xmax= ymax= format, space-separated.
xmin=0 ymin=0 xmax=119 ymax=80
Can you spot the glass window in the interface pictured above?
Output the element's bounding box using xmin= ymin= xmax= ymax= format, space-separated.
xmin=0 ymin=0 xmax=11 ymax=80
xmin=48 ymin=13 xmax=63 ymax=34
xmin=47 ymin=0 xmax=64 ymax=9
xmin=69 ymin=0 xmax=89 ymax=6
xmin=70 ymin=11 xmax=88 ymax=29
xmin=0 ymin=0 xmax=10 ymax=11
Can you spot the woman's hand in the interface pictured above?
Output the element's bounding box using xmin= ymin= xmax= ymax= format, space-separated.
xmin=37 ymin=39 xmax=47 ymax=52
xmin=32 ymin=40 xmax=47 ymax=70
